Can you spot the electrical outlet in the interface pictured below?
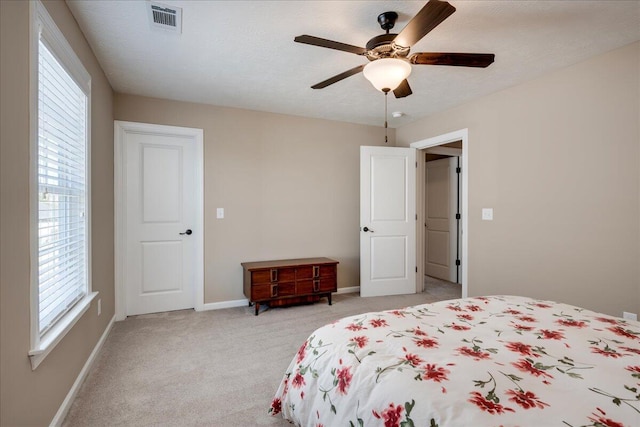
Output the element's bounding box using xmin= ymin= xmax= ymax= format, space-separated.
xmin=622 ymin=311 xmax=637 ymax=321
xmin=98 ymin=298 xmax=101 ymax=316
xmin=216 ymin=208 xmax=224 ymax=219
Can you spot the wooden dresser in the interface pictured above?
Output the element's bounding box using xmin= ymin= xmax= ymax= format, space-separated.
xmin=241 ymin=257 xmax=338 ymax=315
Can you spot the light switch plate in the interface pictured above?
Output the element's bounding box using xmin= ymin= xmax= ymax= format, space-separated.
xmin=216 ymin=208 xmax=224 ymax=219
xmin=482 ymin=208 xmax=493 ymax=221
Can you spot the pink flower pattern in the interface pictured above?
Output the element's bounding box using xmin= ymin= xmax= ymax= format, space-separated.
xmin=557 ymin=318 xmax=587 ymax=328
xmin=591 ymin=347 xmax=625 ymax=358
xmin=291 ymin=370 xmax=306 ymax=388
xmin=336 ymin=365 xmax=352 ymax=395
xmin=588 ymin=408 xmax=625 ymax=427
xmin=370 ymin=318 xmax=388 ymax=328
xmin=272 ymin=296 xmax=640 ymax=426
xmin=404 ymin=352 xmax=424 ymax=367
xmin=512 ymin=359 xmax=554 ymax=379
xmin=468 ymin=391 xmax=515 ymax=414
xmin=422 ymin=364 xmax=450 ymax=382
xmin=457 ymin=346 xmax=491 ymax=360
xmin=372 ymin=403 xmax=404 ymax=427
xmin=505 ymin=341 xmax=537 ymax=357
xmin=506 ymin=389 xmax=549 ymax=409
xmin=296 ymin=341 xmax=307 ymax=363
xmin=607 ymin=326 xmax=638 ymax=340
xmin=414 ymin=337 xmax=439 ymax=348
xmin=350 ymin=336 xmax=368 ymax=348
xmin=538 ymin=329 xmax=565 ymax=340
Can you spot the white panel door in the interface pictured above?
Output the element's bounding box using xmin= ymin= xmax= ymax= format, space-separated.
xmin=360 ymin=146 xmax=416 ymax=297
xmin=425 ymin=157 xmax=458 ymax=282
xmin=124 ymin=130 xmax=199 ymax=316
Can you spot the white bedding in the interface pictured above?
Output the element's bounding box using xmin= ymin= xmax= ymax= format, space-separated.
xmin=271 ymin=295 xmax=640 ymax=426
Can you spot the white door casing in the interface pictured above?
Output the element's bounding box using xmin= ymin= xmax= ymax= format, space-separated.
xmin=425 ymin=157 xmax=458 ymax=282
xmin=360 ymin=146 xmax=416 ymax=297
xmin=411 ymin=129 xmax=468 ymax=298
xmin=115 ymin=121 xmax=203 ymax=319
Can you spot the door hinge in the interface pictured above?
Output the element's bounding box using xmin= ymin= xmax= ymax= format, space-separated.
xmin=456 ymin=167 xmax=461 ymax=174
xmin=455 ymin=259 xmax=461 ymax=266
xmin=415 ymin=266 xmax=418 ymax=273
xmin=415 ymin=213 xmax=418 ymax=220
xmin=456 ymin=213 xmax=461 ymax=220
xmin=416 ymin=161 xmax=418 ymax=168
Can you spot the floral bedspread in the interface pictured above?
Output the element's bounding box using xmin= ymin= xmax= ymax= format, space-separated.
xmin=270 ymin=295 xmax=640 ymax=426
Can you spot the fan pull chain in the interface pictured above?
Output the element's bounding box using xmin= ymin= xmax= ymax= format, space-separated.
xmin=384 ymin=89 xmax=389 ymax=144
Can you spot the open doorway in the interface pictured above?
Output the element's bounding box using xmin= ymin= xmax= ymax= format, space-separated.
xmin=410 ymin=129 xmax=469 ymax=299
xmin=424 ymin=143 xmax=462 ymax=298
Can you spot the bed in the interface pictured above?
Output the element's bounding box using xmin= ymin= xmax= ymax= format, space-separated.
xmin=270 ymin=295 xmax=639 ymax=426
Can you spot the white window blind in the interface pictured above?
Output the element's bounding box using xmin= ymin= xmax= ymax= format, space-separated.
xmin=37 ymin=39 xmax=88 ymax=336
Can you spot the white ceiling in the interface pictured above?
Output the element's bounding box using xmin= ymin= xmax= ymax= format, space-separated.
xmin=66 ymin=0 xmax=640 ymax=128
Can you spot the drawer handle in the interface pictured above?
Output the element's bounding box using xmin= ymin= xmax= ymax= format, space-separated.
xmin=313 ymin=265 xmax=320 ymax=278
xmin=271 ymin=284 xmax=278 ymax=298
xmin=313 ymin=279 xmax=320 ymax=293
xmin=270 ymin=269 xmax=278 ymax=282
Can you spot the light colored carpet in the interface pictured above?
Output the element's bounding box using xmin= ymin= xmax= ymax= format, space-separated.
xmin=63 ymin=280 xmax=460 ymax=426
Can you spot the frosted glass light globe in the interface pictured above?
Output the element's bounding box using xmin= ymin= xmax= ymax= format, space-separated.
xmin=363 ymin=58 xmax=412 ymax=92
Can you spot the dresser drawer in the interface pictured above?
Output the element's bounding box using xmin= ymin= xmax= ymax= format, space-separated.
xmin=297 ymin=277 xmax=336 ymax=294
xmin=296 ymin=264 xmax=336 ymax=279
xmin=318 ymin=276 xmax=336 ymax=292
xmin=251 ymin=282 xmax=296 ymax=300
xmin=251 ymin=284 xmax=274 ymax=300
xmin=252 ymin=267 xmax=296 ymax=284
xmin=275 ymin=281 xmax=296 ymax=297
xmin=296 ymin=279 xmax=314 ymax=294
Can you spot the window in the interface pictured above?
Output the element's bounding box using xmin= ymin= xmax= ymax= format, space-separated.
xmin=29 ymin=1 xmax=95 ymax=369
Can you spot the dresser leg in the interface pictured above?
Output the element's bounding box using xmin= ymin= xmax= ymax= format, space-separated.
xmin=328 ymin=293 xmax=332 ymax=305
xmin=255 ymin=303 xmax=260 ymax=316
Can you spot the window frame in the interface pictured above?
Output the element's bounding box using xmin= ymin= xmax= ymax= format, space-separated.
xmin=28 ymin=0 xmax=96 ymax=370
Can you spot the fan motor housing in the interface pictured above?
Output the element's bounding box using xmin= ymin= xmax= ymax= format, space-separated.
xmin=366 ymin=33 xmax=397 ymax=51
xmin=365 ymin=33 xmax=410 ymax=61
xmin=377 ymin=11 xmax=398 ymax=31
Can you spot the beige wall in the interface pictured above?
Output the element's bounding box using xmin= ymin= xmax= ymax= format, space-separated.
xmin=397 ymin=42 xmax=640 ymax=316
xmin=1 ymin=1 xmax=637 ymax=423
xmin=0 ymin=1 xmax=114 ymax=425
xmin=114 ymin=95 xmax=392 ymax=303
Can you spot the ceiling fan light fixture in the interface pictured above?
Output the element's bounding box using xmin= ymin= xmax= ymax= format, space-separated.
xmin=363 ymin=58 xmax=412 ymax=92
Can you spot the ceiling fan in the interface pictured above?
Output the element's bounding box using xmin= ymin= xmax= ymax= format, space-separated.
xmin=294 ymin=0 xmax=495 ymax=98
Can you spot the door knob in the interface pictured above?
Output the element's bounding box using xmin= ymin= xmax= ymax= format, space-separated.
xmin=362 ymin=226 xmax=374 ymax=233
xmin=180 ymin=229 xmax=192 ymax=235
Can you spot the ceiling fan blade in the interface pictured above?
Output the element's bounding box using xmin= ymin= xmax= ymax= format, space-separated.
xmin=294 ymin=35 xmax=367 ymax=55
xmin=394 ymin=0 xmax=456 ymax=48
xmin=410 ymin=52 xmax=495 ymax=68
xmin=311 ymin=64 xmax=366 ymax=89
xmin=393 ymin=79 xmax=412 ymax=98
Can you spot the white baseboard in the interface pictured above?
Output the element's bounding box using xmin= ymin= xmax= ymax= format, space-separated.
xmin=200 ymin=298 xmax=249 ymax=311
xmin=199 ymin=287 xmax=360 ymax=312
xmin=337 ymin=286 xmax=360 ymax=295
xmin=50 ymin=314 xmax=116 ymax=427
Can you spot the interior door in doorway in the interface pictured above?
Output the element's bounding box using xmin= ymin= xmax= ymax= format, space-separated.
xmin=425 ymin=157 xmax=458 ymax=282
xmin=120 ymin=123 xmax=203 ymax=316
xmin=360 ymin=146 xmax=416 ymax=297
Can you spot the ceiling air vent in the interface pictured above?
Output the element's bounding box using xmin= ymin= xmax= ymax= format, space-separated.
xmin=148 ymin=1 xmax=182 ymax=33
